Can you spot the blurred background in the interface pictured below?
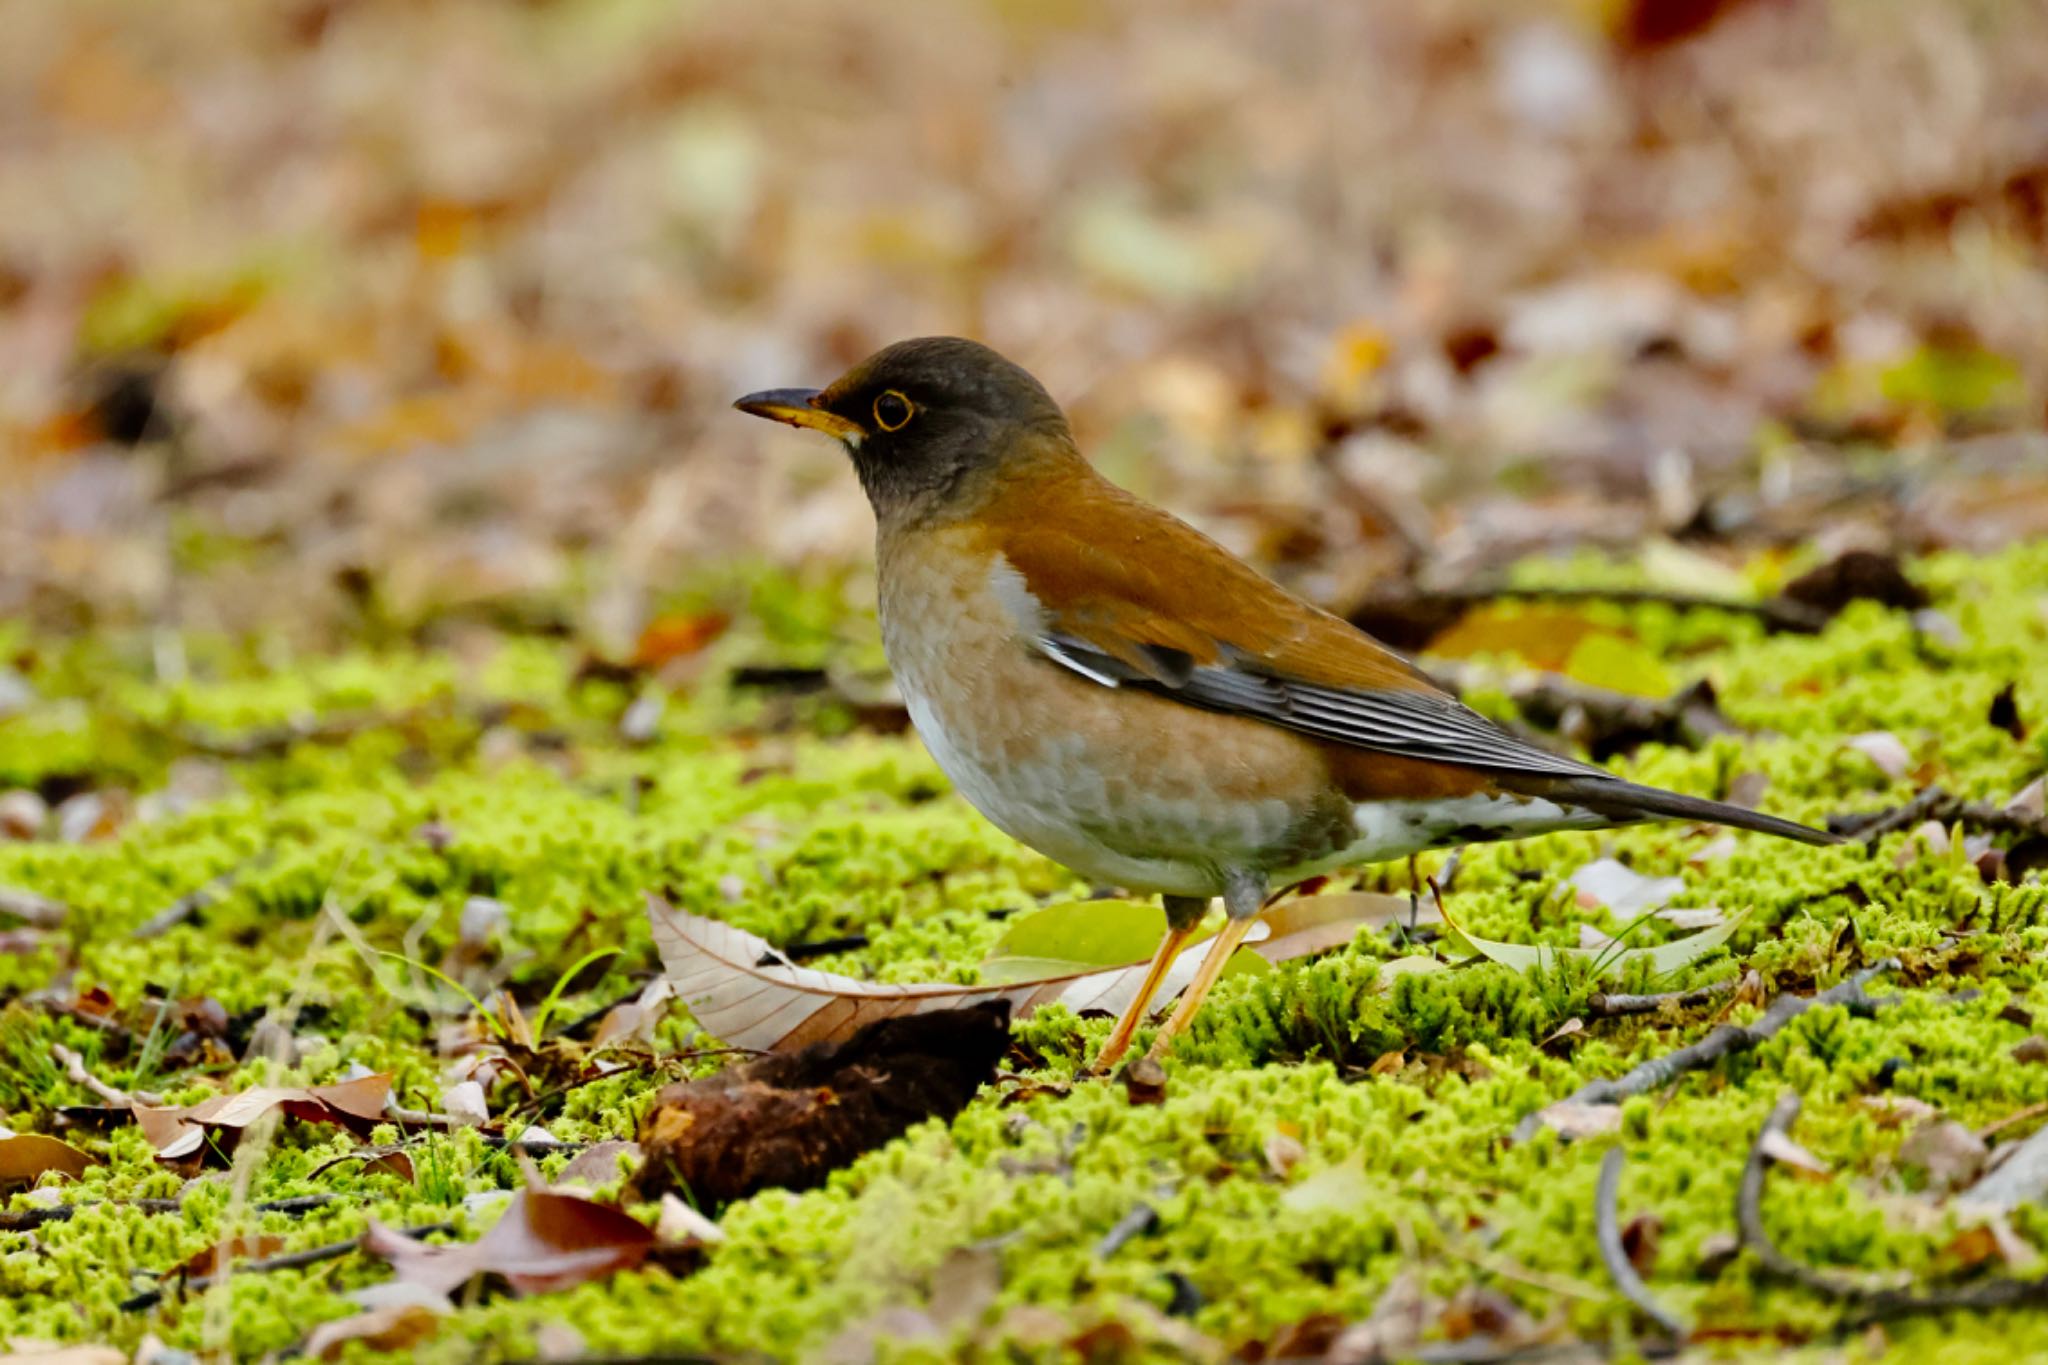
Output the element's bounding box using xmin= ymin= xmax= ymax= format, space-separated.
xmin=3 ymin=0 xmax=2046 ymax=657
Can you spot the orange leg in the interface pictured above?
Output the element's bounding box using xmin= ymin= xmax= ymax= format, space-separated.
xmin=1089 ymin=921 xmax=1194 ymax=1074
xmin=1142 ymin=912 xmax=1259 ymax=1063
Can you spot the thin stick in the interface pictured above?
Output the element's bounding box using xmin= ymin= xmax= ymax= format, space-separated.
xmin=1595 ymin=1148 xmax=1686 ymax=1339
xmin=122 ymin=1222 xmax=454 ymax=1312
xmin=0 ymin=885 xmax=70 ymax=927
xmin=134 ymin=858 xmax=260 ymax=940
xmin=1978 ymin=1099 xmax=2048 ymax=1143
xmin=1 ymin=1193 xmax=339 ymax=1233
xmin=51 ymin=1041 xmax=160 ymax=1107
xmin=1739 ymin=1093 xmax=2048 ymax=1318
xmin=1586 ymin=978 xmax=1741 ymax=1018
xmin=1511 ymin=961 xmax=1900 ymax=1143
xmin=1831 ymin=787 xmax=2048 ymax=846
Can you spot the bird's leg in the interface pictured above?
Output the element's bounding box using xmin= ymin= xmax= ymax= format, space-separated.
xmin=1406 ymin=853 xmax=1421 ymax=938
xmin=1090 ymin=894 xmax=1207 ymax=1074
xmin=1143 ymin=869 xmax=1267 ymax=1063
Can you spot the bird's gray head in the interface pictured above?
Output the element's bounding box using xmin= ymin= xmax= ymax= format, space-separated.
xmin=734 ymin=336 xmax=1072 ymax=519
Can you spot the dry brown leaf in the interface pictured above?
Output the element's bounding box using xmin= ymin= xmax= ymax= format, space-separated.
xmin=308 ymin=1146 xmax=416 ymax=1184
xmin=553 ymin=1141 xmax=642 ymax=1188
xmin=302 ymin=1303 xmax=445 ymax=1360
xmin=651 ymin=894 xmax=1376 ymax=1052
xmin=1759 ymin=1130 xmax=1833 ymax=1176
xmin=1900 ymin=1118 xmax=1989 ymax=1193
xmin=1534 ymin=1101 xmax=1622 ymax=1140
xmin=1253 ymin=891 xmax=1416 ymax=961
xmin=362 ymin=1187 xmax=652 ymax=1298
xmin=133 ymin=1073 xmax=391 ymax=1162
xmin=0 ymin=1134 xmax=95 ymax=1185
xmin=1845 ymin=732 xmax=1913 ymax=780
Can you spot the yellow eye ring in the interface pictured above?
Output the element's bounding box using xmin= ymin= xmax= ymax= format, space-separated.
xmin=873 ymin=390 xmax=914 ymax=432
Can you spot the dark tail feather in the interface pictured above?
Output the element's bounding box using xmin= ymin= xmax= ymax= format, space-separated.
xmin=1536 ymin=776 xmax=1843 ymax=847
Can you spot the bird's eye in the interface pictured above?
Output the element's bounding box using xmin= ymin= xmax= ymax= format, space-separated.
xmin=873 ymin=390 xmax=914 ymax=432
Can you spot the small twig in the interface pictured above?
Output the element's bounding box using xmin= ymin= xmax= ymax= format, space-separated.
xmin=1977 ymin=1099 xmax=2048 ymax=1143
xmin=133 ymin=858 xmax=260 ymax=940
xmin=1739 ymin=1092 xmax=2048 ymax=1319
xmin=1830 ymin=786 xmax=2048 ymax=846
xmin=122 ymin=1221 xmax=455 ymax=1311
xmin=1586 ymin=977 xmax=1742 ymax=1018
xmin=51 ymin=1041 xmax=160 ymax=1107
xmin=1094 ymin=1203 xmax=1159 ymax=1258
xmin=1511 ymin=961 xmax=1899 ymax=1143
xmin=0 ymin=885 xmax=70 ymax=928
xmin=1 ymin=1193 xmax=339 ymax=1233
xmin=1595 ymin=1148 xmax=1686 ymax=1339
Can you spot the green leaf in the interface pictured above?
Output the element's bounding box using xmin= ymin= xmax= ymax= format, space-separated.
xmin=984 ymin=899 xmax=1175 ymax=975
xmin=1437 ymin=900 xmax=1746 ymax=979
xmin=1376 ymin=956 xmax=1448 ymax=982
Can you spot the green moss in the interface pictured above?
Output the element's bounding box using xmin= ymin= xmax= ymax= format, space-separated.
xmin=8 ymin=544 xmax=2048 ymax=1358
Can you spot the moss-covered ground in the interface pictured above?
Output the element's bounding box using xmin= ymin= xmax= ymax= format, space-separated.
xmin=6 ymin=541 xmax=2048 ymax=1361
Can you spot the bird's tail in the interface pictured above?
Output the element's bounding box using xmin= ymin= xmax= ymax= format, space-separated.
xmin=1532 ymin=775 xmax=1842 ymax=847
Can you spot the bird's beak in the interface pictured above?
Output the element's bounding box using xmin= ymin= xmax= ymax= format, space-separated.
xmin=733 ymin=388 xmax=866 ymax=442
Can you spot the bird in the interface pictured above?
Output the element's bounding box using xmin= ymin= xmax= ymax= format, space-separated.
xmin=735 ymin=336 xmax=1839 ymax=1074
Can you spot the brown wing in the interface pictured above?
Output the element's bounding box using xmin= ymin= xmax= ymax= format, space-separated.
xmin=987 ymin=465 xmax=1608 ymax=781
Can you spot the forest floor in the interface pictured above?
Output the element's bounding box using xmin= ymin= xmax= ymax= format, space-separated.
xmin=7 ymin=539 xmax=2048 ymax=1362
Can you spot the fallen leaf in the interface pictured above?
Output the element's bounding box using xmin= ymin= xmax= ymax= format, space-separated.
xmin=1860 ymin=1096 xmax=1939 ymax=1130
xmin=1845 ymin=732 xmax=1913 ymax=780
xmin=0 ymin=887 xmax=69 ymax=928
xmin=1655 ymin=906 xmax=1728 ymax=930
xmin=1264 ymin=1131 xmax=1305 ymax=1178
xmin=553 ymin=1141 xmax=642 ymax=1188
xmin=309 ymin=1146 xmax=416 ymax=1184
xmin=1533 ymin=1101 xmax=1622 ymax=1139
xmin=133 ymin=1074 xmax=391 ymax=1162
xmin=1900 ymin=1118 xmax=1989 ymax=1193
xmin=362 ymin=1187 xmax=652 ymax=1298
xmin=0 ymin=1134 xmax=95 ymax=1185
xmin=1571 ymin=858 xmax=1684 ymax=916
xmin=2007 ymin=777 xmax=2046 ymax=822
xmin=654 ymin=1194 xmax=725 ymax=1246
xmin=1253 ymin=891 xmax=1419 ymax=960
xmin=0 ymin=792 xmax=47 ymax=841
xmin=650 ymin=896 xmax=1359 ymax=1052
xmin=632 ymin=1003 xmax=1009 ymax=1206
xmin=1726 ymin=771 xmax=1772 ymax=808
xmin=1759 ymin=1130 xmax=1833 ymax=1176
xmin=1537 ymin=1019 xmax=1584 ymax=1052
xmin=440 ymin=1081 xmax=489 ymax=1128
xmin=302 ymin=1304 xmax=444 ymax=1361
xmin=2012 ymin=1037 xmax=2048 ymax=1065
